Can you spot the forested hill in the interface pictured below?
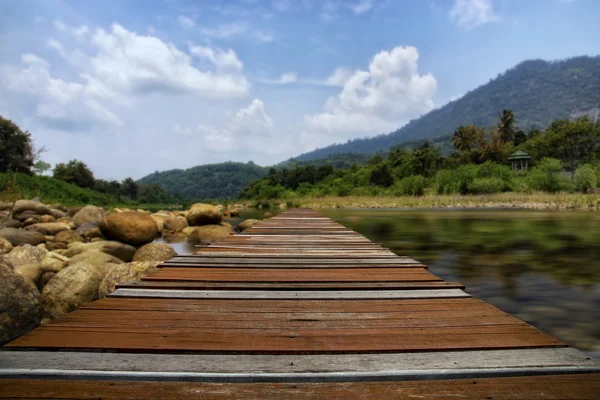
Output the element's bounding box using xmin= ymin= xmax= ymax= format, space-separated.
xmin=137 ymin=162 xmax=268 ymax=200
xmin=293 ymin=55 xmax=600 ymax=162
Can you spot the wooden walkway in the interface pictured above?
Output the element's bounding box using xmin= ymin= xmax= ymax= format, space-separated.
xmin=1 ymin=208 xmax=599 ymax=398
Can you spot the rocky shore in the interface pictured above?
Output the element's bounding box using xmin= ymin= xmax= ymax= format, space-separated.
xmin=0 ymin=200 xmax=261 ymax=345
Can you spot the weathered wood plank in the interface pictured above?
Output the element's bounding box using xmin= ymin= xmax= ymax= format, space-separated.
xmin=117 ymin=281 xmax=461 ymax=290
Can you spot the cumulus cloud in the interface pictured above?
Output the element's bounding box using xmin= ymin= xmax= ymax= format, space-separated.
xmin=303 ymin=46 xmax=436 ymax=145
xmin=449 ymin=0 xmax=499 ymax=29
xmin=325 ymin=67 xmax=353 ymax=86
xmin=0 ymin=53 xmax=122 ymax=130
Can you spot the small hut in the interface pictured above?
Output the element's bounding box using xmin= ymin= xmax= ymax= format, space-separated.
xmin=508 ymin=150 xmax=532 ymax=172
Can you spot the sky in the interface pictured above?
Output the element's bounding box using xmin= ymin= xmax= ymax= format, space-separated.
xmin=0 ymin=0 xmax=599 ymax=180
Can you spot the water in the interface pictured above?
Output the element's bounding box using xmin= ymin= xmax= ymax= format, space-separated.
xmin=168 ymin=207 xmax=600 ymax=356
xmin=321 ymin=208 xmax=600 ymax=356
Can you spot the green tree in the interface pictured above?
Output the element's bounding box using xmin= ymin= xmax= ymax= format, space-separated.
xmin=53 ymin=159 xmax=96 ymax=189
xmin=120 ymin=177 xmax=139 ymax=200
xmin=369 ymin=162 xmax=394 ymax=187
xmin=33 ymin=160 xmax=51 ymax=175
xmin=497 ymin=109 xmax=516 ymax=143
xmin=573 ymin=164 xmax=597 ymax=193
xmin=0 ymin=116 xmax=36 ymax=173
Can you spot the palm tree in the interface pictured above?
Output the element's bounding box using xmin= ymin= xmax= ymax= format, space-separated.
xmin=497 ymin=109 xmax=516 ymax=143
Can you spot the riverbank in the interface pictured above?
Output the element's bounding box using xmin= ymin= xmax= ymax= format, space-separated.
xmin=287 ymin=192 xmax=600 ymax=210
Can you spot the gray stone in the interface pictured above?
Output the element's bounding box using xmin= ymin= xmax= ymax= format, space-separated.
xmin=0 ymin=227 xmax=45 ymax=246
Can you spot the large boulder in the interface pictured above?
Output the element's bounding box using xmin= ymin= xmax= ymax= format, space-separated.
xmin=54 ymin=230 xmax=84 ymax=245
xmin=72 ymin=205 xmax=107 ymax=227
xmin=0 ymin=264 xmax=43 ymax=345
xmin=67 ymin=251 xmax=124 ymax=266
xmin=40 ymin=252 xmax=69 ymax=273
xmin=5 ymin=244 xmax=47 ymax=269
xmin=0 ymin=237 xmax=13 ymax=254
xmin=133 ymin=243 xmax=177 ymax=262
xmin=0 ymin=227 xmax=45 ymax=246
xmin=62 ymin=241 xmax=136 ymax=262
xmin=98 ymin=261 xmax=161 ymax=297
xmin=188 ymin=224 xmax=233 ymax=245
xmin=236 ymin=219 xmax=261 ymax=232
xmin=15 ymin=263 xmax=45 ymax=285
xmin=99 ymin=212 xmax=159 ymax=246
xmin=163 ymin=216 xmax=188 ymax=232
xmin=41 ymin=261 xmax=116 ymax=320
xmin=25 ymin=222 xmax=71 ymax=236
xmin=186 ymin=204 xmax=222 ymax=226
xmin=11 ymin=200 xmax=51 ymax=218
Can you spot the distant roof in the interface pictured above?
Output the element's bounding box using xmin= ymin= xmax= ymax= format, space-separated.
xmin=508 ymin=150 xmax=532 ymax=160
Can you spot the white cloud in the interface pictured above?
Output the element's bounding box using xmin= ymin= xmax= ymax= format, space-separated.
xmin=259 ymin=72 xmax=298 ymax=84
xmin=201 ymin=22 xmax=248 ymax=39
xmin=255 ymin=30 xmax=274 ymax=43
xmin=88 ymin=24 xmax=249 ymax=98
xmin=303 ymin=46 xmax=436 ymax=144
xmin=46 ymin=39 xmax=66 ymax=58
xmin=189 ymin=46 xmax=244 ymax=72
xmin=325 ymin=67 xmax=353 ymax=86
xmin=348 ymin=0 xmax=374 ymax=15
xmin=0 ymin=53 xmax=122 ymax=130
xmin=53 ymin=19 xmax=66 ymax=32
xmin=71 ymin=25 xmax=89 ymax=41
xmin=449 ymin=0 xmax=499 ymax=29
xmin=178 ymin=15 xmax=195 ymax=29
xmin=449 ymin=93 xmax=464 ymax=102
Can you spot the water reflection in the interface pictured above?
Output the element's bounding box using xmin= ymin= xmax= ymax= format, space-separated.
xmin=322 ymin=208 xmax=600 ymax=354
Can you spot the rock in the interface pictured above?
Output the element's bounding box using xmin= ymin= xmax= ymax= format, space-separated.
xmin=0 ymin=264 xmax=43 ymax=345
xmin=39 ymin=215 xmax=55 ymax=223
xmin=11 ymin=200 xmax=51 ymax=217
xmin=133 ymin=243 xmax=177 ymax=262
xmin=89 ymin=237 xmax=103 ymax=242
xmin=163 ymin=216 xmax=188 ymax=232
xmin=5 ymin=244 xmax=47 ymax=269
xmin=46 ymin=242 xmax=67 ymax=251
xmin=0 ymin=237 xmax=13 ymax=254
xmin=186 ymin=204 xmax=222 ymax=226
xmin=50 ymin=209 xmax=66 ymax=219
xmin=15 ymin=263 xmax=44 ymax=284
xmin=98 ymin=261 xmax=161 ymax=298
xmin=15 ymin=211 xmax=41 ymax=223
xmin=25 ymin=222 xmax=71 ymax=236
xmin=77 ymin=224 xmax=103 ymax=239
xmin=0 ymin=218 xmax=22 ymax=229
xmin=63 ymin=241 xmax=136 ymax=262
xmin=99 ymin=212 xmax=159 ymax=246
xmin=163 ymin=232 xmax=188 ymax=243
xmin=237 ymin=219 xmax=261 ymax=232
xmin=72 ymin=205 xmax=107 ymax=227
xmin=150 ymin=213 xmax=170 ymax=231
xmin=0 ymin=227 xmax=45 ymax=246
xmin=188 ymin=224 xmax=233 ymax=245
xmin=40 ymin=252 xmax=69 ymax=273
xmin=67 ymin=251 xmax=124 ymax=266
xmin=67 ymin=206 xmax=84 ymax=217
xmin=264 ymin=212 xmax=274 ymax=218
xmin=41 ymin=261 xmax=116 ymax=319
xmin=54 ymin=230 xmax=84 ymax=245
xmin=182 ymin=226 xmax=198 ymax=236
xmin=50 ymin=204 xmax=68 ymax=212
xmin=39 ymin=271 xmax=55 ymax=287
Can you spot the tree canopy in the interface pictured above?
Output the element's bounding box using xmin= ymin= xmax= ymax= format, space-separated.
xmin=0 ymin=116 xmax=35 ymax=173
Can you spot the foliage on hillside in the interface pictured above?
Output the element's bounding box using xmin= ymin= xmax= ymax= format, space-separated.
xmin=0 ymin=173 xmax=122 ymax=206
xmin=241 ymin=114 xmax=600 ymax=201
xmin=280 ymin=153 xmax=372 ymax=170
xmin=137 ymin=161 xmax=268 ymax=201
xmin=292 ymin=56 xmax=600 ymax=162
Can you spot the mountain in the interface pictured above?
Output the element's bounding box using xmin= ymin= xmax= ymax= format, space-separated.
xmin=292 ymin=55 xmax=600 ymax=162
xmin=137 ymin=162 xmax=268 ymax=201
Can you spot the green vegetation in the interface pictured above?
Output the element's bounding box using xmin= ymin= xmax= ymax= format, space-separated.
xmin=0 ymin=116 xmax=38 ymax=174
xmin=137 ymin=161 xmax=268 ymax=201
xmin=241 ymin=112 xmax=600 ymax=203
xmin=0 ymin=173 xmax=121 ymax=206
xmin=292 ymin=56 xmax=600 ymax=161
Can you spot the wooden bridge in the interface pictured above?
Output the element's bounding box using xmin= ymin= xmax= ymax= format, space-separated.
xmin=1 ymin=208 xmax=599 ymax=398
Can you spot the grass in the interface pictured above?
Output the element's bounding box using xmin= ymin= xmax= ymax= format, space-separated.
xmin=271 ymin=192 xmax=600 ymax=210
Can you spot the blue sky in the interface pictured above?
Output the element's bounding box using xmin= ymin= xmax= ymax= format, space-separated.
xmin=0 ymin=0 xmax=598 ymax=180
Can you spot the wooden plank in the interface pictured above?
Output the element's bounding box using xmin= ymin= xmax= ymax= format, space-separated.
xmin=1 ymin=348 xmax=596 ymax=375
xmin=157 ymin=263 xmax=426 ymax=269
xmin=117 ymin=281 xmax=463 ymax=290
xmin=3 ymin=375 xmax=599 ymax=399
xmin=107 ymin=288 xmax=469 ymax=299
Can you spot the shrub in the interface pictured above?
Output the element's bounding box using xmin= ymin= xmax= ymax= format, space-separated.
xmin=398 ymin=175 xmax=426 ymax=196
xmin=435 ymin=170 xmax=457 ymax=194
xmin=573 ymin=164 xmax=597 ymax=193
xmin=527 ymin=158 xmax=572 ymax=193
xmin=467 ymin=178 xmax=506 ymax=194
xmin=454 ymin=164 xmax=478 ymax=195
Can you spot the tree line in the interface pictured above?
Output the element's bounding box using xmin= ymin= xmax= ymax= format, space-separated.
xmin=240 ymin=110 xmax=600 ymax=200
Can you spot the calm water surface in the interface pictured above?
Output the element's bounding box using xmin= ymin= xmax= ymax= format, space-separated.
xmin=321 ymin=208 xmax=600 ymax=357
xmin=169 ymin=208 xmax=600 ymax=356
